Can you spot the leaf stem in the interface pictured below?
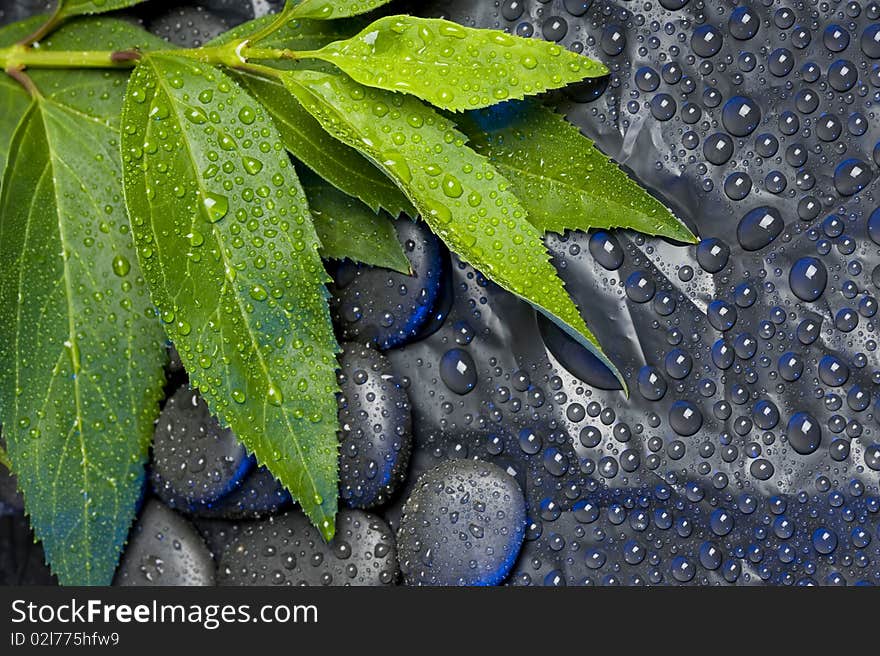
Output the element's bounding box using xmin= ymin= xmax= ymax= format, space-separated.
xmin=242 ymin=47 xmax=300 ymax=61
xmin=17 ymin=1 xmax=64 ymax=46
xmin=246 ymin=5 xmax=297 ymax=45
xmin=5 ymin=66 xmax=41 ymax=96
xmin=0 ymin=40 xmax=310 ymax=79
xmin=0 ymin=45 xmax=139 ymax=70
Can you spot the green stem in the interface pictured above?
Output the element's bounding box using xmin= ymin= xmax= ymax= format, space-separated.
xmin=243 ymin=47 xmax=299 ymax=61
xmin=18 ymin=2 xmax=64 ymax=46
xmin=0 ymin=45 xmax=139 ymax=70
xmin=246 ymin=5 xmax=296 ymax=45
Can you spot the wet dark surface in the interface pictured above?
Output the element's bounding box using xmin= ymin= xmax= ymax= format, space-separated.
xmin=2 ymin=0 xmax=880 ymax=586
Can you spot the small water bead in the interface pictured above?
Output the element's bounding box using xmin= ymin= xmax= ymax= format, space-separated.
xmin=712 ymin=339 xmax=734 ymax=370
xmin=795 ymin=89 xmax=819 ymax=114
xmin=111 ymin=254 xmax=131 ymax=277
xmin=589 ymin=231 xmax=624 ymax=270
xmin=790 ymin=26 xmax=813 ymax=50
xmin=819 ymin=355 xmax=850 ymax=387
xmin=668 ymin=400 xmax=703 ymax=436
xmin=692 ymin=25 xmax=723 ymax=58
xmin=779 ymin=111 xmax=799 ymax=135
xmin=653 ymin=291 xmax=676 ymax=316
xmin=787 ymin=412 xmax=822 ymax=455
xmin=625 ymin=272 xmax=656 ymax=303
xmin=797 ymin=319 xmax=821 ymax=345
xmin=635 ymin=67 xmax=660 ymax=92
xmin=778 ymin=352 xmax=804 ymax=381
xmin=542 ymin=16 xmax=568 ymax=42
xmin=724 ymin=172 xmax=752 ymax=200
xmin=828 ymin=60 xmax=858 ymax=92
xmin=756 ymin=133 xmax=779 ymax=158
xmin=823 ymin=25 xmax=851 ymax=52
xmin=707 ymin=300 xmax=737 ymax=331
xmin=835 ymin=308 xmax=859 ymax=332
xmin=737 ymin=207 xmax=784 ymax=251
xmin=704 ymin=133 xmax=734 ymax=165
xmin=439 ymin=348 xmax=477 ymax=395
xmin=696 ymin=238 xmax=730 ymax=273
xmin=202 ymin=192 xmax=229 ymax=223
xmin=562 ymin=0 xmax=592 ymax=16
xmin=765 ymin=171 xmax=787 ymax=195
xmin=862 ymin=24 xmax=880 ymax=58
xmin=665 ymin=349 xmax=692 ymax=379
xmin=722 ymin=96 xmax=760 ymax=136
xmin=834 ymin=159 xmax=872 ymax=196
xmin=769 ymin=48 xmax=795 ymax=76
xmin=812 ymin=528 xmax=838 ymax=555
xmin=650 ymin=94 xmax=677 ymax=121
xmin=637 ymin=366 xmax=667 ymax=401
xmin=501 ymin=0 xmax=525 ymax=21
xmin=729 ymin=7 xmax=760 ymax=40
xmin=789 ymin=257 xmax=827 ymax=302
xmin=734 ymin=282 xmax=757 ymax=308
xmin=600 ymin=25 xmax=626 ymax=56
xmin=753 ymin=400 xmax=780 ymax=430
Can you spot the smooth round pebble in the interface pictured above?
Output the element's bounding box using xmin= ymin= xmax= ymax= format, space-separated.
xmin=338 ymin=343 xmax=412 ymax=509
xmin=151 ymin=387 xmax=253 ymax=510
xmin=217 ymin=509 xmax=397 ymax=586
xmin=397 ymin=459 xmax=527 ymax=585
xmin=114 ymin=500 xmax=215 ymax=586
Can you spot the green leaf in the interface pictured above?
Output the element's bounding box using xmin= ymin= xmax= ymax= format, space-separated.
xmin=282 ymin=69 xmax=625 ymax=389
xmin=0 ymin=20 xmax=35 ymax=196
xmin=232 ymin=68 xmax=412 ymax=216
xmin=287 ymin=0 xmax=394 ymax=20
xmin=303 ymin=172 xmax=410 ymax=273
xmin=0 ymin=63 xmax=166 ymax=583
xmin=457 ymin=101 xmax=697 ymax=243
xmin=29 ymin=19 xmax=171 ymax=129
xmin=305 ymin=15 xmax=608 ymax=112
xmin=208 ymin=12 xmax=365 ymax=50
xmin=57 ymin=0 xmax=147 ymax=20
xmin=0 ymin=444 xmax=10 ymax=472
xmin=121 ymin=54 xmax=341 ymax=539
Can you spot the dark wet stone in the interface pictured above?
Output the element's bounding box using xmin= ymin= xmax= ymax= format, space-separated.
xmin=146 ymin=5 xmax=228 ymax=47
xmin=189 ymin=465 xmax=292 ymax=520
xmin=217 ymin=509 xmax=397 ymax=586
xmin=330 ymin=217 xmax=448 ymax=351
xmin=114 ymin=500 xmax=215 ymax=586
xmin=151 ymin=387 xmax=253 ymax=510
xmin=397 ymin=459 xmax=526 ymax=586
xmin=338 ymin=343 xmax=412 ymax=509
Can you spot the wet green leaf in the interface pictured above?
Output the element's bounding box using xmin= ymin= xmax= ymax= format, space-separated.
xmin=232 ymin=68 xmax=411 ymax=216
xmin=307 ymin=15 xmax=608 ymax=111
xmin=208 ymin=12 xmax=364 ymax=50
xmin=58 ymin=0 xmax=147 ymax=20
xmin=283 ymin=69 xmax=625 ymax=389
xmin=0 ymin=444 xmax=10 ymax=471
xmin=458 ymin=101 xmax=697 ymax=243
xmin=0 ymin=20 xmax=36 ymax=196
xmin=287 ymin=0 xmax=394 ymax=20
xmin=0 ymin=46 xmax=166 ymax=584
xmin=30 ymin=19 xmax=170 ymax=129
xmin=303 ymin=172 xmax=410 ymax=273
xmin=121 ymin=54 xmax=341 ymax=539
